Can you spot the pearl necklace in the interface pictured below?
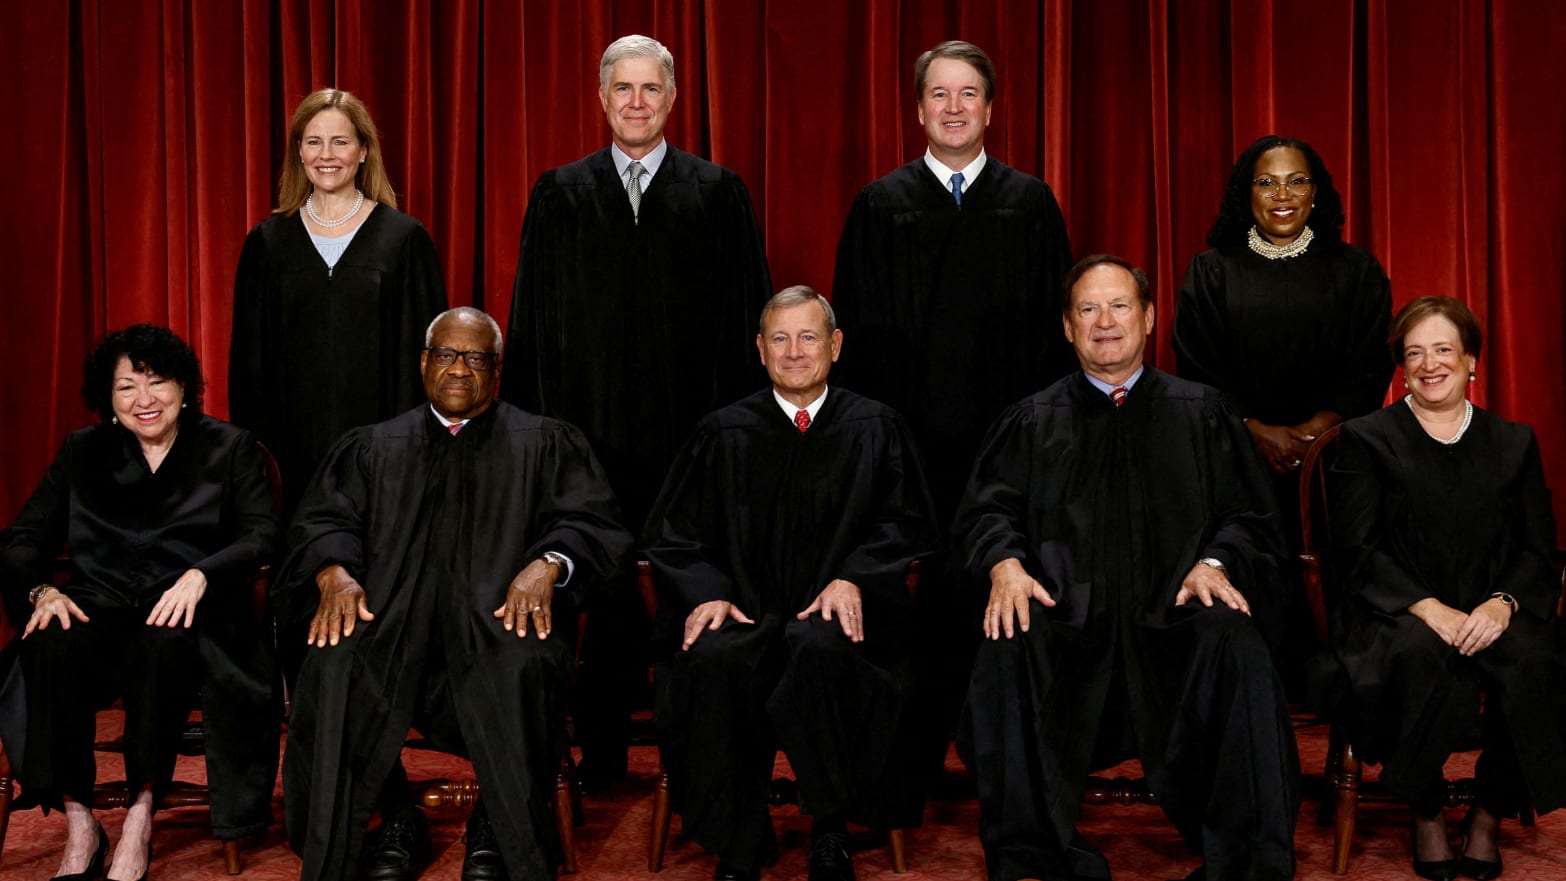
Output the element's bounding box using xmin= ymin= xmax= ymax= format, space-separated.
xmin=1406 ymin=395 xmax=1473 ymax=445
xmin=306 ymin=189 xmax=365 ymax=229
xmin=1247 ymin=224 xmax=1313 ymax=260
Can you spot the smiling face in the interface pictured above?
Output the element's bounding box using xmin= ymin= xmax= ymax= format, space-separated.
xmin=1249 ymin=146 xmax=1316 ymax=244
xmin=111 ymin=356 xmax=184 ymax=448
xmin=421 ymin=313 xmax=501 ymax=422
xmin=298 ymin=108 xmax=367 ymax=196
xmin=917 ymin=57 xmax=992 ymax=168
xmin=1401 ymin=314 xmax=1476 ymax=411
xmin=756 ymin=300 xmax=843 ymax=407
xmin=1062 ymin=264 xmax=1154 ymax=385
xmin=599 ymin=56 xmax=675 ymax=158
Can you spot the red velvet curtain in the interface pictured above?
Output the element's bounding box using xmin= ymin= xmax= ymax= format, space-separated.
xmin=4 ymin=0 xmax=1564 ymax=540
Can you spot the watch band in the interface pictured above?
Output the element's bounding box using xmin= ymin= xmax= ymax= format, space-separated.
xmin=541 ymin=551 xmax=568 ymax=569
xmin=1198 ymin=557 xmax=1226 ymax=573
xmin=28 ymin=584 xmax=56 ymax=605
xmin=1489 ymin=591 xmax=1517 ymax=610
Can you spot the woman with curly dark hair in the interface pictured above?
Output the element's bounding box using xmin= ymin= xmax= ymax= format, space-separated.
xmin=0 ymin=325 xmax=279 ymax=881
xmin=1175 ymin=135 xmax=1393 ymax=477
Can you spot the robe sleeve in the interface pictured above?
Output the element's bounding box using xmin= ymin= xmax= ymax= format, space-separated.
xmin=1330 ymin=422 xmax=1434 ymax=614
xmin=501 ymin=176 xmax=556 ymax=414
xmin=829 ymin=188 xmax=889 ymax=392
xmin=1493 ymin=429 xmax=1560 ymax=619
xmin=276 ymin=430 xmax=374 ymax=619
xmin=714 ymin=177 xmax=772 ymax=406
xmin=229 ymin=225 xmax=272 ymax=439
xmin=0 ymin=441 xmax=72 ymax=611
xmin=953 ymin=404 xmax=1039 ymax=580
xmin=642 ymin=424 xmax=739 ymax=611
xmin=520 ymin=422 xmax=633 ymax=592
xmin=1195 ymin=395 xmax=1286 ymax=595
xmin=1322 ymin=253 xmax=1393 ymax=419
xmin=391 ymin=222 xmax=450 ymax=414
xmin=831 ymin=416 xmax=940 ymax=602
xmin=1172 ymin=253 xmax=1237 ymax=407
xmin=190 ymin=433 xmax=279 ymax=588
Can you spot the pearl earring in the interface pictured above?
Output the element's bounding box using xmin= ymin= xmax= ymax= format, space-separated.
xmin=1468 ymin=372 xmax=1476 ymax=383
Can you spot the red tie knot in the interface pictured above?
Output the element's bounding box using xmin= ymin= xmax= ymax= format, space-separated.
xmin=795 ymin=409 xmax=811 ymax=432
xmin=1111 ymin=387 xmax=1128 ymax=407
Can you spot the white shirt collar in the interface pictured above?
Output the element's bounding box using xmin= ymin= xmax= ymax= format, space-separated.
xmin=430 ymin=404 xmax=469 ymax=429
xmin=611 ymin=140 xmax=669 ymax=183
xmin=923 ymin=148 xmax=988 ymax=195
xmin=773 ymin=387 xmax=828 ymax=425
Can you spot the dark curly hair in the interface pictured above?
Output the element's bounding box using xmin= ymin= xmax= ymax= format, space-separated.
xmin=82 ymin=324 xmax=205 ymax=422
xmin=1206 ymin=135 xmax=1346 ymax=249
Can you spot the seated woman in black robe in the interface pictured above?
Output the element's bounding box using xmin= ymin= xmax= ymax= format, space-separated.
xmin=0 ymin=325 xmax=279 ymax=881
xmin=1330 ymin=297 xmax=1566 ymax=881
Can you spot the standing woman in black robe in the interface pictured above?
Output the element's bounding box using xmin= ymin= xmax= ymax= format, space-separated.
xmin=1175 ymin=135 xmax=1393 ymax=488
xmin=0 ymin=325 xmax=278 ymax=881
xmin=231 ymin=88 xmax=448 ymax=515
xmin=1330 ymin=297 xmax=1565 ymax=881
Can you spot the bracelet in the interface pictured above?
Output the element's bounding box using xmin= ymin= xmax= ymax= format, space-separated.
xmin=28 ymin=584 xmax=57 ymax=606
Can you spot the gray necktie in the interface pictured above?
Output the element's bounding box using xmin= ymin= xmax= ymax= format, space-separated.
xmin=626 ymin=160 xmax=645 ymax=221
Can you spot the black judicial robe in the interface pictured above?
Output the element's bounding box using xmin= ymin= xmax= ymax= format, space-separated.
xmin=955 ymin=370 xmax=1299 ymax=881
xmin=1174 ymin=241 xmax=1392 ymax=428
xmin=230 ymin=206 xmax=448 ymax=513
xmin=277 ymin=402 xmax=632 ymax=881
xmin=646 ymin=387 xmax=940 ymax=845
xmin=832 ymin=158 xmax=1074 ymax=517
xmin=503 ymin=145 xmax=772 ymax=525
xmin=0 ymin=415 xmax=279 ymax=837
xmin=1329 ymin=403 xmax=1566 ymax=813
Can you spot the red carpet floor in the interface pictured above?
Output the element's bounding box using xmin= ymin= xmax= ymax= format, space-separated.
xmin=3 ymin=715 xmax=1564 ymax=880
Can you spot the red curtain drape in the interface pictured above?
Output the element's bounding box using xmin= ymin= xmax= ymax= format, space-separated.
xmin=4 ymin=0 xmax=1564 ymax=543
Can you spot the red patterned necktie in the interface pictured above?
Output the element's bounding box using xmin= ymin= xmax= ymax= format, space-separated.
xmin=795 ymin=409 xmax=811 ymax=432
xmin=448 ymin=422 xmax=464 ymax=435
xmin=1111 ymin=387 xmax=1128 ymax=407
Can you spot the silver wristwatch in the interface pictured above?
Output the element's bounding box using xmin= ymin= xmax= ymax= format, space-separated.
xmin=1197 ymin=557 xmax=1226 ymax=573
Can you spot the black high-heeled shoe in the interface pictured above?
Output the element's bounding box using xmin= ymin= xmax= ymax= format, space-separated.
xmin=1459 ymin=809 xmax=1503 ymax=881
xmin=51 ymin=822 xmax=109 ymax=881
xmin=1411 ymin=815 xmax=1459 ymax=881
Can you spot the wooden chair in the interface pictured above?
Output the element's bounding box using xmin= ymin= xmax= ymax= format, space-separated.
xmin=1297 ymin=425 xmax=1562 ymax=874
xmin=403 ymin=608 xmax=590 ymax=874
xmin=0 ymin=441 xmax=283 ymax=874
xmin=642 ymin=560 xmax=912 ymax=873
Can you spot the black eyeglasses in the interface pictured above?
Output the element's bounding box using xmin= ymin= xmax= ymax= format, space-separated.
xmin=425 ymin=347 xmax=499 ymax=371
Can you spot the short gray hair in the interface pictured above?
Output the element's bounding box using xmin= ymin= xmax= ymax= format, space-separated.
xmin=426 ymin=306 xmax=504 ymax=352
xmin=599 ymin=34 xmax=676 ymax=91
xmin=759 ymin=285 xmax=836 ymax=334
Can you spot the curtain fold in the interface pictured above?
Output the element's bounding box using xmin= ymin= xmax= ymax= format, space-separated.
xmin=3 ymin=0 xmax=1563 ymax=552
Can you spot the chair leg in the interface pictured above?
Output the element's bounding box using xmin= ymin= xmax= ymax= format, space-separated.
xmin=1318 ymin=726 xmax=1344 ymax=827
xmin=1332 ymin=743 xmax=1362 ymax=875
xmin=555 ymin=767 xmax=577 ymax=874
xmin=648 ymin=771 xmax=671 ymax=872
xmin=222 ymin=838 xmax=241 ymax=875
xmin=887 ymin=828 xmax=907 ymax=873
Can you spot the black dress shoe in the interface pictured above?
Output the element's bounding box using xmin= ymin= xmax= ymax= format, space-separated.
xmin=52 ymin=822 xmax=109 ymax=881
xmin=712 ymin=862 xmax=761 ymax=881
xmin=462 ymin=804 xmax=507 ymax=881
xmin=808 ymin=832 xmax=856 ymax=881
xmin=365 ymin=808 xmax=431 ymax=881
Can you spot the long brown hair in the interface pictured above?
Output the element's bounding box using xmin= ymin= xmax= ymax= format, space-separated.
xmin=275 ymin=88 xmax=397 ymax=215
